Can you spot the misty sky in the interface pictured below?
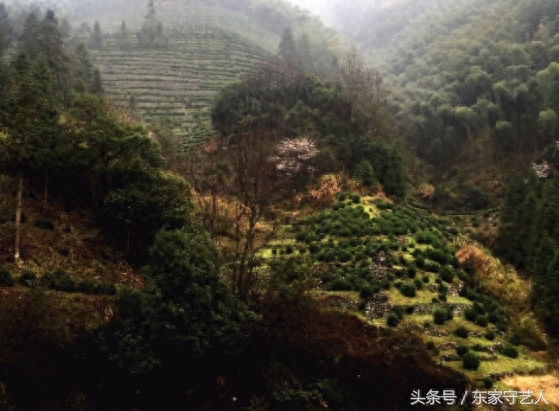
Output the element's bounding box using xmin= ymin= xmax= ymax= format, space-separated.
xmin=285 ymin=0 xmax=340 ymax=25
xmin=285 ymin=0 xmax=386 ymax=26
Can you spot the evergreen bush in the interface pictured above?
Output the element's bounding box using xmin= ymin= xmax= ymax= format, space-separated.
xmin=476 ymin=315 xmax=489 ymax=327
xmin=462 ymin=352 xmax=480 ymax=370
xmin=19 ymin=269 xmax=37 ymax=287
xmin=34 ymin=219 xmax=55 ymax=230
xmin=456 ymin=344 xmax=469 ymax=357
xmin=0 ymin=266 xmax=14 ymax=287
xmin=433 ymin=308 xmax=449 ymax=325
xmin=386 ymin=313 xmax=399 ymax=327
xmin=454 ymin=326 xmax=469 ymax=338
xmin=439 ymin=266 xmax=455 ymax=283
xmin=501 ymin=346 xmax=519 ymax=358
xmin=484 ymin=330 xmax=496 ymax=341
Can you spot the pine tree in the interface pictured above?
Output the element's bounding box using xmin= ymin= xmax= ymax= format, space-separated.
xmin=90 ymin=21 xmax=103 ymax=49
xmin=89 ymin=68 xmax=103 ymax=95
xmin=2 ymin=54 xmax=61 ymax=259
xmin=73 ymin=43 xmax=93 ymax=93
xmin=138 ymin=0 xmax=165 ymax=48
xmin=278 ymin=28 xmax=301 ymax=71
xmin=536 ymin=250 xmax=559 ymax=333
xmin=0 ymin=3 xmax=12 ymax=55
xmin=118 ymin=20 xmax=130 ymax=50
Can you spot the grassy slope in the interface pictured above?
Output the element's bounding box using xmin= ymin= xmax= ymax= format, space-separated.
xmin=260 ymin=191 xmax=555 ymax=408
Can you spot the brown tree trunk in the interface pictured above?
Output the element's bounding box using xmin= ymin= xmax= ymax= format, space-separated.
xmin=14 ymin=173 xmax=22 ymax=261
xmin=43 ymin=173 xmax=48 ymax=213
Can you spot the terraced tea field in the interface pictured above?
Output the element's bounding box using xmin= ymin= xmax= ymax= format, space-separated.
xmin=262 ymin=193 xmax=548 ymax=388
xmin=88 ymin=24 xmax=273 ymax=148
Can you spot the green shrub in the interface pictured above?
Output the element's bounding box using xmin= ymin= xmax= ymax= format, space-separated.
xmin=439 ymin=266 xmax=455 ymax=283
xmin=19 ymin=269 xmax=37 ymax=287
xmin=422 ymin=275 xmax=429 ymax=283
xmin=386 ymin=313 xmax=399 ymax=327
xmin=413 ymin=278 xmax=423 ymax=289
xmin=425 ymin=341 xmax=435 ymax=350
xmin=472 ymin=343 xmax=484 ymax=352
xmin=425 ymin=261 xmax=440 ymax=273
xmin=329 ymin=278 xmax=352 ymax=291
xmin=454 ymin=326 xmax=469 ymax=338
xmin=0 ymin=266 xmax=14 ymax=287
xmin=462 ymin=352 xmax=480 ymax=370
xmin=407 ymin=266 xmax=417 ymax=278
xmin=485 ymin=330 xmax=496 ymax=341
xmin=39 ymin=273 xmax=55 ymax=288
xmin=465 ymin=308 xmax=477 ymax=322
xmin=433 ymin=308 xmax=449 ymax=325
xmin=34 ymin=219 xmax=55 ymax=230
xmin=438 ymin=293 xmax=447 ymax=302
xmin=399 ymin=283 xmax=416 ymax=297
xmin=431 ymin=297 xmax=439 ymax=303
xmin=359 ymin=285 xmax=375 ymax=301
xmin=456 ymin=344 xmax=469 ymax=357
xmin=483 ymin=377 xmax=494 ymax=389
xmin=476 ymin=315 xmax=489 ymax=327
xmin=416 ymin=230 xmax=440 ymax=245
xmin=380 ymin=279 xmax=390 ymax=290
xmin=473 ymin=302 xmax=486 ymax=314
xmin=501 ymin=346 xmax=519 ymax=358
xmin=77 ymin=280 xmax=96 ymax=294
xmin=308 ymin=243 xmax=320 ymax=254
xmin=351 ymin=194 xmax=361 ymax=204
xmin=509 ymin=333 xmax=521 ymax=345
xmin=95 ymin=282 xmax=117 ymax=295
xmin=51 ymin=269 xmax=76 ymax=292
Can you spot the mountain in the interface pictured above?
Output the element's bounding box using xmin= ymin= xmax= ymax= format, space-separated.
xmin=65 ymin=0 xmax=346 ymax=146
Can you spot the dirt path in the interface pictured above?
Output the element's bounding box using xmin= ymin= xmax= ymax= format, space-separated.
xmin=502 ymin=375 xmax=559 ymax=406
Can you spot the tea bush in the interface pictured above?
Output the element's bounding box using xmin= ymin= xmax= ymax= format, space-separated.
xmin=456 ymin=344 xmax=469 ymax=357
xmin=0 ymin=266 xmax=14 ymax=287
xmin=19 ymin=269 xmax=37 ymax=287
xmin=454 ymin=326 xmax=469 ymax=338
xmin=462 ymin=352 xmax=480 ymax=370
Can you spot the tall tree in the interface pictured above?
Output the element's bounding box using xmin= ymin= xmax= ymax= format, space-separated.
xmin=0 ymin=3 xmax=12 ymax=55
xmin=138 ymin=0 xmax=166 ymax=48
xmin=118 ymin=20 xmax=130 ymax=50
xmin=90 ymin=21 xmax=103 ymax=49
xmin=72 ymin=43 xmax=93 ymax=93
xmin=278 ymin=28 xmax=301 ymax=71
xmin=1 ymin=54 xmax=60 ymax=260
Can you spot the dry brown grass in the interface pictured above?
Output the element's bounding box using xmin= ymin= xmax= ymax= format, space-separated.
xmin=456 ymin=240 xmax=549 ymax=349
xmin=501 ymin=374 xmax=559 ymax=409
xmin=456 ymin=240 xmax=530 ymax=310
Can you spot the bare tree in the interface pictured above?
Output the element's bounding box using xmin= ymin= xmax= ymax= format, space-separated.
xmin=228 ymin=127 xmax=282 ymax=300
xmin=340 ymin=49 xmax=392 ymax=139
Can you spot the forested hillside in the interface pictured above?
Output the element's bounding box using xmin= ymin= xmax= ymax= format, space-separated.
xmin=328 ymin=0 xmax=559 ymax=193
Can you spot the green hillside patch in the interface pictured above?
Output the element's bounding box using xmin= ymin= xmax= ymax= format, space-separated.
xmin=88 ymin=26 xmax=272 ymax=147
xmin=269 ymin=193 xmax=548 ymax=384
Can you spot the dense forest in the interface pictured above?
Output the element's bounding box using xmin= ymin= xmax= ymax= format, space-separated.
xmin=1 ymin=0 xmax=559 ymax=410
